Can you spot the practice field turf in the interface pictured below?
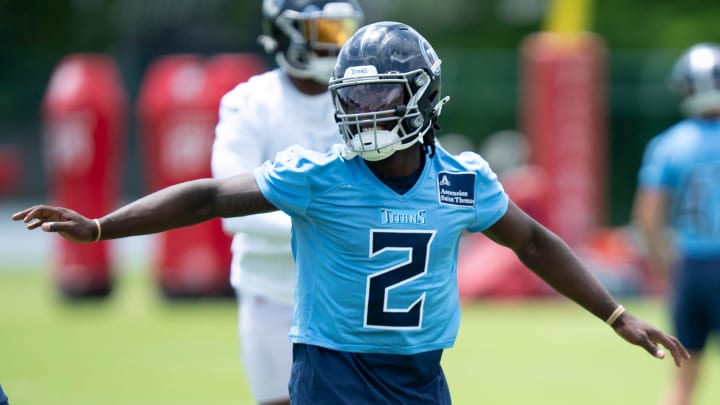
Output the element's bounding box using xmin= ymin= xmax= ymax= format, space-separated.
xmin=1 ymin=269 xmax=718 ymax=405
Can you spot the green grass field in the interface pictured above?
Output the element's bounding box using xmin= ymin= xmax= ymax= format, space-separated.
xmin=1 ymin=269 xmax=719 ymax=405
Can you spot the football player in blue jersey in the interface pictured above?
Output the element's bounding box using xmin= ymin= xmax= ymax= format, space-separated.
xmin=632 ymin=43 xmax=720 ymax=405
xmin=14 ymin=22 xmax=689 ymax=404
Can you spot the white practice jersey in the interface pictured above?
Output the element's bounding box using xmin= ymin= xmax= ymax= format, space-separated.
xmin=211 ymin=68 xmax=342 ymax=305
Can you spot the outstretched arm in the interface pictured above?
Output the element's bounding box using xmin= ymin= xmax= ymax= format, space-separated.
xmin=483 ymin=201 xmax=690 ymax=367
xmin=12 ymin=172 xmax=277 ymax=242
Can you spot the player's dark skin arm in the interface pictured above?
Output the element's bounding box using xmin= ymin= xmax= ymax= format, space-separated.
xmin=12 ymin=173 xmax=276 ymax=242
xmin=13 ymin=159 xmax=690 ymax=367
xmin=484 ymin=201 xmax=690 ymax=366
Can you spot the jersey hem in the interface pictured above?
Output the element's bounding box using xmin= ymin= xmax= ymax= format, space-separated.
xmin=289 ymin=336 xmax=456 ymax=355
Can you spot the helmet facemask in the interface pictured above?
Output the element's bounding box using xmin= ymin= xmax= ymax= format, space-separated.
xmin=259 ymin=2 xmax=362 ymax=84
xmin=330 ymin=67 xmax=434 ymax=161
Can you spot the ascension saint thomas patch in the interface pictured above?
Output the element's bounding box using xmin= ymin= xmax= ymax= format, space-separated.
xmin=437 ymin=172 xmax=475 ymax=207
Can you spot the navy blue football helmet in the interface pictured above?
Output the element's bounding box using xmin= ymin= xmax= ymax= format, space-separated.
xmin=329 ymin=22 xmax=449 ymax=161
xmin=669 ymin=42 xmax=720 ymax=116
xmin=259 ymin=0 xmax=364 ymax=84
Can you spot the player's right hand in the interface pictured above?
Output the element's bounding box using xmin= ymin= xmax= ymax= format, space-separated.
xmin=11 ymin=205 xmax=96 ymax=243
xmin=611 ymin=311 xmax=690 ymax=367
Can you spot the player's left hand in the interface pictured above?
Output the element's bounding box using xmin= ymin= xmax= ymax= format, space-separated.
xmin=611 ymin=311 xmax=690 ymax=367
xmin=11 ymin=205 xmax=97 ymax=243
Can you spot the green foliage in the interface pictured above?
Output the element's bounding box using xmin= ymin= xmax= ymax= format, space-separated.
xmin=594 ymin=0 xmax=720 ymax=48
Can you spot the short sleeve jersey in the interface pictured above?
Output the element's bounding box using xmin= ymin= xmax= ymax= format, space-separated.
xmin=637 ymin=118 xmax=720 ymax=257
xmin=254 ymin=144 xmax=509 ymax=355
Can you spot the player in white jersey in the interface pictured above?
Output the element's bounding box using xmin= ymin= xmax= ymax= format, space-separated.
xmin=14 ymin=22 xmax=690 ymax=404
xmin=633 ymin=42 xmax=720 ymax=405
xmin=210 ymin=1 xmax=363 ymax=404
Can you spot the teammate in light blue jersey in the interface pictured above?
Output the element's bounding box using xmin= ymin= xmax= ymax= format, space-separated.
xmin=14 ymin=22 xmax=689 ymax=404
xmin=638 ymin=120 xmax=720 ymax=256
xmin=633 ymin=42 xmax=720 ymax=405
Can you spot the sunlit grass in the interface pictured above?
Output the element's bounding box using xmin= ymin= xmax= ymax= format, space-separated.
xmin=0 ymin=269 xmax=246 ymax=405
xmin=1 ymin=269 xmax=718 ymax=405
xmin=444 ymin=298 xmax=720 ymax=405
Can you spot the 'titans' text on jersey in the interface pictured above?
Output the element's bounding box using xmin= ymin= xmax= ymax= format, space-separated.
xmin=381 ymin=209 xmax=426 ymax=224
xmin=254 ymin=143 xmax=509 ymax=355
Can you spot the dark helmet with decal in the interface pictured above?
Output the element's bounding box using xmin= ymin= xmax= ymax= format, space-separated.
xmin=258 ymin=0 xmax=364 ymax=84
xmin=328 ymin=21 xmax=450 ymax=161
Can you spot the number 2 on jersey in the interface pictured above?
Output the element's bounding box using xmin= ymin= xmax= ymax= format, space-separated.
xmin=364 ymin=230 xmax=436 ymax=329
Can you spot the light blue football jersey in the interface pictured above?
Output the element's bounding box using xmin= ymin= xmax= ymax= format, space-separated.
xmin=637 ymin=118 xmax=720 ymax=257
xmin=253 ymin=144 xmax=509 ymax=354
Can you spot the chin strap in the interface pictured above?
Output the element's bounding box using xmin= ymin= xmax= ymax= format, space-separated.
xmin=432 ymin=96 xmax=450 ymax=119
xmin=422 ymin=96 xmax=450 ymax=159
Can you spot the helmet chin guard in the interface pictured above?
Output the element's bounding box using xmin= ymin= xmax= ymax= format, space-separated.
xmin=276 ymin=53 xmax=337 ymax=84
xmin=681 ymin=91 xmax=720 ymax=117
xmin=349 ymin=128 xmax=422 ymax=161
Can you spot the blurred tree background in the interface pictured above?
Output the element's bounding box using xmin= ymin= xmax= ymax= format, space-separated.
xmin=1 ymin=0 xmax=719 ymax=225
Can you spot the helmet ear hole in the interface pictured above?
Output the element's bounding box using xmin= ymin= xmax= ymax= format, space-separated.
xmin=414 ymin=72 xmax=429 ymax=87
